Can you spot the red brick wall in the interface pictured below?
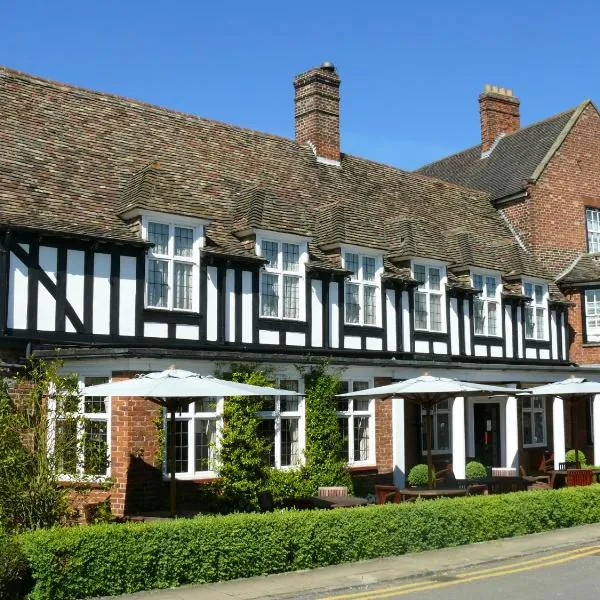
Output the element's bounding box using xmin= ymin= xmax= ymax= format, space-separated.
xmin=479 ymin=90 xmax=520 ymax=153
xmin=563 ymin=288 xmax=600 ymax=364
xmin=374 ymin=377 xmax=393 ymax=472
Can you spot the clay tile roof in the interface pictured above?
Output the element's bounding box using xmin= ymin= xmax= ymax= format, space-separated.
xmin=557 ymin=254 xmax=600 ymax=285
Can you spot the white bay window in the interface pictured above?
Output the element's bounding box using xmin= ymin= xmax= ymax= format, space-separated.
xmin=584 ymin=289 xmax=600 ymax=342
xmin=523 ymin=281 xmax=548 ymax=340
xmin=522 ymin=397 xmax=546 ymax=447
xmin=343 ymin=251 xmax=382 ymax=326
xmin=413 ymin=262 xmax=446 ymax=332
xmin=337 ymin=381 xmax=375 ymax=465
xmin=472 ymin=272 xmax=501 ymax=336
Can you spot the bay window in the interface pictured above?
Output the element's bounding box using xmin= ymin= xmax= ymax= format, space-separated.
xmin=472 ymin=273 xmax=501 ymax=336
xmin=421 ymin=400 xmax=450 ymax=453
xmin=343 ymin=251 xmax=382 ymax=326
xmin=584 ymin=289 xmax=600 ymax=342
xmin=413 ymin=263 xmax=445 ymax=332
xmin=523 ymin=281 xmax=548 ymax=340
xmin=337 ymin=381 xmax=375 ymax=465
xmin=522 ymin=397 xmax=546 ymax=447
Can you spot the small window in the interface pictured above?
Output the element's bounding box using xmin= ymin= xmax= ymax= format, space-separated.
xmin=343 ymin=253 xmax=382 ymax=326
xmin=522 ymin=396 xmax=546 ymax=447
xmin=336 ymin=380 xmax=374 ymax=464
xmin=472 ymin=273 xmax=500 ymax=336
xmin=584 ymin=289 xmax=600 ymax=342
xmin=586 ymin=208 xmax=600 ymax=253
xmin=523 ymin=281 xmax=548 ymax=341
xmin=421 ymin=400 xmax=451 ymax=453
xmin=414 ymin=263 xmax=445 ymax=332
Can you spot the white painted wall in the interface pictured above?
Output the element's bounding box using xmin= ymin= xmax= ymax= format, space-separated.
xmin=451 ymin=396 xmax=466 ymax=479
xmin=504 ymin=305 xmax=513 ymax=358
xmin=311 ymin=280 xmax=323 ymax=347
xmin=329 ymin=281 xmax=339 ymax=348
xmin=392 ymin=397 xmax=406 ymax=488
xmin=119 ymin=256 xmax=136 ymax=336
xmin=516 ymin=306 xmax=524 ymax=358
xmin=144 ymin=322 xmax=168 ymax=338
xmin=259 ymin=330 xmax=279 ymax=345
xmin=366 ymin=337 xmax=382 ymax=351
xmin=176 ymin=324 xmax=199 ymax=340
xmin=8 ymin=248 xmax=28 ymax=329
xmin=449 ymin=298 xmax=459 ymax=355
xmin=490 ymin=345 xmax=503 ymax=358
xmin=433 ymin=341 xmax=447 ymax=355
xmin=206 ymin=266 xmax=218 ymax=342
xmin=344 ymin=336 xmax=361 ymax=350
xmin=561 ymin=316 xmax=567 ymax=360
xmin=225 ymin=269 xmax=235 ymax=342
xmin=525 ymin=348 xmax=537 ymax=359
xmin=414 ymin=340 xmax=428 ymax=353
xmin=539 ymin=349 xmax=550 ymax=360
xmin=402 ymin=291 xmax=410 ymax=351
xmin=66 ymin=249 xmax=85 ymax=333
xmin=386 ymin=289 xmax=396 ymax=351
xmin=552 ymin=396 xmax=566 ymax=469
xmin=37 ymin=246 xmax=57 ymax=331
xmin=286 ymin=332 xmax=305 ymax=346
xmin=505 ymin=396 xmax=519 ymax=469
xmin=463 ymin=300 xmax=471 ymax=355
xmin=92 ymin=253 xmax=111 ymax=335
xmin=594 ymin=395 xmax=600 ymax=467
xmin=474 ymin=345 xmax=487 ymax=357
xmin=241 ymin=271 xmax=253 ymax=343
xmin=550 ymin=312 xmax=558 ymax=360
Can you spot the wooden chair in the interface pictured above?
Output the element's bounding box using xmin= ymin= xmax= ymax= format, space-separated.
xmin=566 ymin=469 xmax=594 ymax=487
xmin=538 ymin=452 xmax=554 ymax=473
xmin=559 ymin=461 xmax=580 ymax=471
xmin=520 ymin=466 xmax=551 ymax=488
xmin=374 ymin=485 xmax=401 ymax=504
xmin=317 ymin=486 xmax=349 ymax=499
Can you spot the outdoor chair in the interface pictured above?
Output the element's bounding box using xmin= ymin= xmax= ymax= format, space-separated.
xmin=558 ymin=461 xmax=580 ymax=471
xmin=317 ymin=486 xmax=349 ymax=498
xmin=538 ymin=452 xmax=554 ymax=473
xmin=374 ymin=485 xmax=401 ymax=504
xmin=566 ymin=469 xmax=594 ymax=487
xmin=520 ymin=466 xmax=551 ymax=487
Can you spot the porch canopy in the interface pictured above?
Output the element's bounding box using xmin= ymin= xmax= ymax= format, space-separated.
xmin=83 ymin=369 xmax=302 ymax=517
xmin=338 ymin=375 xmax=517 ymax=488
xmin=522 ymin=377 xmax=600 ymax=469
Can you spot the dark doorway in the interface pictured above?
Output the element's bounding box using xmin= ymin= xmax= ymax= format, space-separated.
xmin=474 ymin=403 xmax=501 ymax=467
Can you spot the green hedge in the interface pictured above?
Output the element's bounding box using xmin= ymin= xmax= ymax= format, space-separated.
xmin=19 ymin=485 xmax=600 ymax=600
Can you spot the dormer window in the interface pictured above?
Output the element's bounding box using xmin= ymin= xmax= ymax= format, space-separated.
xmin=257 ymin=234 xmax=308 ymax=320
xmin=413 ymin=262 xmax=446 ymax=332
xmin=472 ymin=272 xmax=501 ymax=336
xmin=342 ymin=250 xmax=383 ymax=326
xmin=523 ymin=281 xmax=548 ymax=340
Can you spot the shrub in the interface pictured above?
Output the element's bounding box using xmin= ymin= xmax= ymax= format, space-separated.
xmin=566 ymin=449 xmax=587 ymax=465
xmin=407 ymin=464 xmax=430 ymax=486
xmin=465 ymin=461 xmax=487 ymax=480
xmin=18 ymin=486 xmax=600 ymax=599
xmin=0 ymin=529 xmax=30 ymax=599
xmin=265 ymin=469 xmax=313 ymax=506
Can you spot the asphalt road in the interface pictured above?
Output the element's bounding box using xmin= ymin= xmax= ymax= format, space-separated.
xmin=317 ymin=546 xmax=600 ymax=600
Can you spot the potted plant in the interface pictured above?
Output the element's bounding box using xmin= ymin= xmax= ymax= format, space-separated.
xmin=407 ymin=464 xmax=431 ymax=488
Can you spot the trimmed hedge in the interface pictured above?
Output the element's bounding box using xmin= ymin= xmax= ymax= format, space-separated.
xmin=0 ymin=529 xmax=30 ymax=599
xmin=19 ymin=485 xmax=600 ymax=600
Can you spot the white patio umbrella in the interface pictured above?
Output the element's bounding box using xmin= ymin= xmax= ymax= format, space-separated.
xmin=522 ymin=377 xmax=600 ymax=468
xmin=83 ymin=369 xmax=302 ymax=517
xmin=338 ymin=375 xmax=517 ymax=488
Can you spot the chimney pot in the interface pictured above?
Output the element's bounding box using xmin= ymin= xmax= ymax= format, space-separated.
xmin=479 ymin=83 xmax=520 ymax=154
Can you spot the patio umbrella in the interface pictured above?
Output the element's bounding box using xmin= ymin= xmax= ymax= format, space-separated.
xmin=338 ymin=375 xmax=516 ymax=488
xmin=522 ymin=377 xmax=600 ymax=468
xmin=83 ymin=369 xmax=302 ymax=517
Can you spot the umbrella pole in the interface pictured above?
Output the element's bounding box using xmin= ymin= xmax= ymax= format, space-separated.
xmin=169 ymin=401 xmax=177 ymax=518
xmin=425 ymin=404 xmax=434 ymax=489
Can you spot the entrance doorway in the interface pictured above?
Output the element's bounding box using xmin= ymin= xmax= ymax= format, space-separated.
xmin=474 ymin=403 xmax=501 ymax=467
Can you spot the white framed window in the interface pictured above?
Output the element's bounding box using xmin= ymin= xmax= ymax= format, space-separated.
xmin=523 ymin=281 xmax=548 ymax=340
xmin=257 ymin=236 xmax=308 ymax=320
xmin=165 ymin=397 xmax=223 ymax=479
xmin=52 ymin=376 xmax=111 ymax=479
xmin=342 ymin=250 xmax=383 ymax=326
xmin=421 ymin=400 xmax=451 ymax=454
xmin=258 ymin=379 xmax=304 ymax=468
xmin=586 ymin=208 xmax=600 ymax=253
xmin=584 ymin=289 xmax=600 ymax=342
xmin=336 ymin=380 xmax=375 ymax=465
xmin=142 ymin=216 xmax=204 ymax=311
xmin=472 ymin=272 xmax=501 ymax=336
xmin=413 ymin=262 xmax=446 ymax=332
xmin=522 ymin=396 xmax=546 ymax=447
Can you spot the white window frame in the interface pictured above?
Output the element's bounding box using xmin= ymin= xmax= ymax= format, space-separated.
xmin=421 ymin=400 xmax=451 ymax=455
xmin=412 ymin=259 xmax=448 ymax=333
xmin=336 ymin=379 xmax=376 ymax=466
xmin=584 ymin=289 xmax=600 ymax=343
xmin=471 ymin=270 xmax=502 ymax=337
xmin=586 ymin=207 xmax=600 ymax=253
xmin=522 ymin=396 xmax=547 ymax=448
xmin=51 ymin=377 xmax=112 ymax=481
xmin=164 ymin=397 xmax=224 ymax=480
xmin=257 ymin=378 xmax=305 ymax=469
xmin=256 ymin=232 xmax=309 ymax=321
xmin=141 ymin=214 xmax=205 ymax=312
xmin=341 ymin=246 xmax=384 ymax=327
xmin=523 ymin=279 xmax=549 ymax=341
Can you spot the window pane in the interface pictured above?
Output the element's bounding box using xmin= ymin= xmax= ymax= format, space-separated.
xmin=84 ymin=377 xmax=108 ymax=414
xmin=283 ymin=276 xmax=299 ymax=319
xmin=338 ymin=416 xmax=349 ymax=461
xmin=533 ymin=412 xmax=545 ymax=445
xmin=486 ymin=277 xmax=496 ymax=298
xmin=83 ymin=420 xmax=108 ymax=476
xmin=259 ymin=419 xmax=276 ymax=467
xmin=587 ymin=209 xmax=600 ymax=252
xmin=429 ymin=268 xmax=441 ymax=291
xmin=355 ymin=398 xmax=370 ymax=411
xmin=345 ymin=283 xmax=360 ymax=324
xmin=362 ymin=256 xmax=376 ymax=281
xmin=414 ymin=264 xmax=426 ymax=289
xmin=281 ymin=418 xmax=299 ymax=466
xmin=263 ymin=241 xmax=279 ymax=268
xmin=345 ymin=253 xmax=359 ymax=276
xmin=174 ymin=227 xmax=194 ymax=257
xmin=166 ymin=420 xmax=189 ymax=474
xmin=522 ymin=411 xmax=532 ymax=445
xmin=55 ymin=418 xmax=78 ymax=474
xmin=280 ymin=380 xmax=299 ymax=412
xmin=474 ymin=298 xmax=485 ymax=335
xmin=195 ymin=398 xmax=217 ymax=413
xmin=534 ymin=285 xmax=544 ymax=304
xmin=148 ymin=259 xmax=169 ymax=308
xmin=337 ymin=381 xmax=349 ymax=412
xmin=174 ymin=263 xmax=193 ymax=310
xmin=436 ymin=412 xmax=450 ymax=450
xmin=363 ymin=285 xmax=377 ymax=325
xmin=536 ymin=307 xmax=545 ymax=339
xmin=261 ymin=273 xmax=279 ymax=317
xmin=533 ymin=397 xmax=543 ymax=409
xmin=195 ymin=419 xmax=216 ymax=471
xmin=525 ymin=306 xmax=535 ymax=339
xmin=430 ymin=294 xmax=442 ymax=331
xmin=488 ymin=302 xmax=498 ymax=336
xmin=353 ymin=416 xmax=370 ymax=461
xmin=148 ymin=222 xmax=169 ymax=254
xmin=282 ymin=243 xmax=300 ymax=272
xmin=473 ymin=274 xmax=483 ymax=291
xmin=524 ymin=283 xmax=533 ymax=298
xmin=414 ymin=291 xmax=427 ymax=329
xmin=353 ymin=381 xmax=370 ymax=392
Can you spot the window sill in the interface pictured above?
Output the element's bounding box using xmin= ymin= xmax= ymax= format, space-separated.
xmin=145 ymin=307 xmax=199 ymax=315
xmin=58 ymin=477 xmax=111 ymax=489
xmin=162 ymin=472 xmax=218 ymax=481
xmin=348 ymin=464 xmax=378 ymax=472
xmin=523 ymin=443 xmax=548 ymax=449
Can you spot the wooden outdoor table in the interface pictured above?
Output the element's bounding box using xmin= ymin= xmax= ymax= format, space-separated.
xmin=396 ymin=487 xmax=469 ymax=501
xmin=549 ymin=469 xmax=600 ymax=488
xmin=289 ymin=496 xmax=369 ymax=509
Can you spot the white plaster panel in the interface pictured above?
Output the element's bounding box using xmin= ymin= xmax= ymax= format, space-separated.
xmin=206 ymin=266 xmax=218 ymax=342
xmin=433 ymin=341 xmax=447 ymax=355
xmin=311 ymin=280 xmax=323 ymax=347
xmin=539 ymin=348 xmax=550 ymax=360
xmin=490 ymin=345 xmax=503 ymax=358
xmin=504 ymin=305 xmax=513 ymax=358
xmin=561 ymin=315 xmax=567 ymax=361
xmin=525 ymin=347 xmax=537 ymax=359
xmin=329 ymin=281 xmax=339 ymax=348
xmin=386 ymin=289 xmax=396 ymax=352
xmin=344 ymin=336 xmax=361 ymax=350
xmin=66 ymin=250 xmax=85 ymax=333
xmin=241 ymin=271 xmax=253 ymax=343
xmin=366 ymin=337 xmax=382 ymax=351
xmin=463 ymin=300 xmax=471 ymax=355
xmin=550 ymin=312 xmax=558 ymax=360
xmin=176 ymin=324 xmax=199 ymax=340
xmin=474 ymin=344 xmax=487 ymax=357
xmin=516 ymin=306 xmax=524 ymax=358
xmin=37 ymin=246 xmax=57 ymax=331
xmin=286 ymin=331 xmax=306 ymax=346
xmin=144 ymin=322 xmax=168 ymax=338
xmin=92 ymin=253 xmax=111 ymax=335
xmin=402 ymin=291 xmax=411 ymax=351
xmin=8 ymin=248 xmax=28 ymax=329
xmin=225 ymin=269 xmax=235 ymax=342
xmin=119 ymin=256 xmax=136 ymax=336
xmin=414 ymin=340 xmax=429 ymax=353
xmin=259 ymin=329 xmax=279 ymax=345
xmin=449 ymin=298 xmax=459 ymax=355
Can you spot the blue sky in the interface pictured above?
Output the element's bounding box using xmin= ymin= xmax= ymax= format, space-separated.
xmin=3 ymin=1 xmax=600 ymax=169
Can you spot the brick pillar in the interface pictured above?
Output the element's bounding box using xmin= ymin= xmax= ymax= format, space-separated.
xmin=374 ymin=377 xmax=393 ymax=472
xmin=479 ymin=85 xmax=520 ymax=153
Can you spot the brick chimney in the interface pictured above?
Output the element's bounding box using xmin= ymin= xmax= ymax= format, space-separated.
xmin=479 ymin=84 xmax=520 ymax=153
xmin=294 ymin=62 xmax=340 ymax=163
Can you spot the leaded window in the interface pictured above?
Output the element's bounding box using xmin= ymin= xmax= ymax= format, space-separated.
xmin=523 ymin=281 xmax=548 ymax=340
xmin=585 ymin=289 xmax=600 ymax=342
xmin=586 ymin=208 xmax=600 ymax=253
xmin=343 ymin=253 xmax=381 ymax=326
xmin=522 ymin=397 xmax=546 ymax=447
xmin=336 ymin=381 xmax=374 ymax=464
xmin=421 ymin=400 xmax=450 ymax=453
xmin=472 ymin=273 xmax=500 ymax=336
xmin=414 ymin=263 xmax=444 ymax=332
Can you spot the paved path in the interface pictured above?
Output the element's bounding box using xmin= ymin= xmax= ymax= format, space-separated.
xmin=101 ymin=524 xmax=600 ymax=600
